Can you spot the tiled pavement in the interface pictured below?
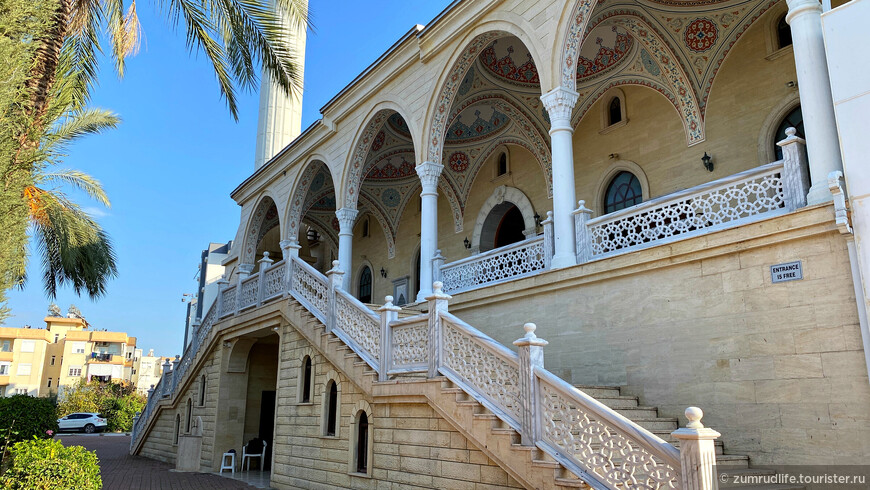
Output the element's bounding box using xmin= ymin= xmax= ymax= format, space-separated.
xmin=60 ymin=435 xmax=259 ymax=489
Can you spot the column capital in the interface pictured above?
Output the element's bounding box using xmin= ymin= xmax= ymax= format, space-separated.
xmin=279 ymin=238 xmax=299 ymax=249
xmin=541 ymin=86 xmax=579 ymax=125
xmin=335 ymin=207 xmax=359 ymax=231
xmin=416 ymin=161 xmax=444 ymax=189
xmin=786 ymin=0 xmax=822 ymax=23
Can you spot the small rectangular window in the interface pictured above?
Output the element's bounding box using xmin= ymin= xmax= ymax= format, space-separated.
xmin=0 ymin=363 xmax=10 ymax=375
xmin=54 ymin=334 xmax=59 ymax=343
xmin=47 ymin=378 xmax=52 ymax=388
xmin=68 ymin=366 xmax=82 ymax=377
xmin=21 ymin=340 xmax=35 ymax=353
xmin=362 ymin=219 xmax=370 ymax=238
xmin=50 ymin=356 xmax=56 ymax=366
xmin=72 ymin=342 xmax=86 ymax=354
xmin=1 ymin=340 xmax=11 ymax=352
xmin=17 ymin=363 xmax=32 ymax=376
xmin=15 ymin=388 xmax=27 ymax=395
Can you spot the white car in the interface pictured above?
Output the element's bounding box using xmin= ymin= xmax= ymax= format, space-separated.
xmin=57 ymin=413 xmax=107 ymax=433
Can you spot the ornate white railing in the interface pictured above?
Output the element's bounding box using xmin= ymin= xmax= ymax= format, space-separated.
xmin=440 ymin=235 xmax=550 ymax=294
xmin=575 ymin=131 xmax=809 ymax=262
xmin=219 ymin=285 xmax=236 ymax=318
xmin=333 ymin=288 xmax=381 ymax=370
xmin=238 ymin=275 xmax=259 ymax=310
xmin=385 ymin=315 xmax=428 ymax=374
xmin=536 ymin=369 xmax=680 ymax=489
xmin=262 ymin=260 xmax=286 ymax=300
xmin=288 ymin=256 xmax=329 ymax=322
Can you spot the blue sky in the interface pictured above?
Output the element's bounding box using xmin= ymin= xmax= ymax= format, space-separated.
xmin=6 ymin=0 xmax=448 ymax=357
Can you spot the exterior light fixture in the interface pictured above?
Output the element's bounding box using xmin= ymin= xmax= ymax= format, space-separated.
xmin=702 ymin=152 xmax=714 ymax=172
xmin=534 ymin=213 xmax=542 ymax=229
xmin=463 ymin=237 xmax=471 ymax=249
xmin=380 ymin=268 xmax=387 ymax=278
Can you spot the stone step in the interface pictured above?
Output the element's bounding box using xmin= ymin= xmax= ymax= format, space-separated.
xmin=613 ymin=406 xmax=659 ymax=419
xmin=587 ymin=395 xmax=640 ymax=409
xmin=629 ymin=417 xmax=679 ymax=431
xmin=715 ymin=454 xmax=750 ymax=468
xmin=572 ymin=385 xmax=624 ymax=398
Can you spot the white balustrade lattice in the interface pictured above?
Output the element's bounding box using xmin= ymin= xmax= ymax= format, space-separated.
xmin=238 ymin=275 xmax=259 ymax=309
xmin=334 ymin=290 xmax=380 ymax=367
xmin=587 ymin=163 xmax=785 ymax=257
xmin=219 ymin=285 xmax=236 ymax=317
xmin=289 ymin=256 xmax=329 ymax=319
xmin=390 ymin=319 xmax=428 ymax=370
xmin=441 ymin=236 xmax=547 ymax=294
xmin=440 ymin=314 xmax=523 ymax=428
xmin=536 ymin=370 xmax=680 ymax=489
xmin=262 ymin=261 xmax=286 ymax=300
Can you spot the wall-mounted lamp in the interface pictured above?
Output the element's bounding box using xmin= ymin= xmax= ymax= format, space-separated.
xmin=785 ymin=81 xmax=797 ymax=88
xmin=534 ymin=213 xmax=542 ymax=231
xmin=702 ymin=152 xmax=714 ymax=172
xmin=380 ymin=268 xmax=387 ymax=278
xmin=463 ymin=237 xmax=471 ymax=249
xmin=609 ymin=153 xmax=619 ymax=160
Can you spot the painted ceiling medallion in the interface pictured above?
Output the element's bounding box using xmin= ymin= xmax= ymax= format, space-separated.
xmin=387 ymin=113 xmax=411 ymax=138
xmin=446 ymin=108 xmax=509 ymax=143
xmin=366 ymin=152 xmax=416 ymax=180
xmin=381 ymin=188 xmax=401 ymax=208
xmin=448 ymin=152 xmax=470 ymax=173
xmin=684 ymin=18 xmax=719 ymax=53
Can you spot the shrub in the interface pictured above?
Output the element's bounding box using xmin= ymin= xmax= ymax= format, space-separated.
xmin=0 ymin=438 xmax=101 ymax=489
xmin=105 ymin=393 xmax=146 ymax=432
xmin=0 ymin=395 xmax=57 ymax=454
xmin=58 ymin=379 xmax=144 ymax=432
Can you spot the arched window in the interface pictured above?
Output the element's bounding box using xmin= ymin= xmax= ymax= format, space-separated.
xmin=608 ymin=97 xmax=622 ymax=125
xmin=186 ymin=399 xmax=193 ymax=433
xmin=325 ymin=381 xmax=338 ymax=436
xmin=497 ymin=152 xmax=508 ymax=176
xmin=362 ymin=218 xmax=370 ymax=238
xmin=301 ymin=356 xmax=313 ymax=403
xmin=358 ymin=266 xmax=372 ymax=304
xmin=355 ymin=411 xmax=369 ymax=474
xmin=480 ymin=202 xmax=526 ymax=252
xmin=604 ymin=172 xmax=643 ymax=214
xmin=199 ymin=375 xmax=206 ymax=406
xmin=776 ymin=14 xmax=792 ymax=49
xmin=174 ymin=414 xmax=181 ymax=445
xmin=773 ymin=106 xmax=804 ymax=161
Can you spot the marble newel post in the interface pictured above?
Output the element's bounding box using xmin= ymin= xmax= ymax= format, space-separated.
xmin=672 ymin=407 xmax=721 ymax=490
xmin=514 ymin=323 xmax=547 ymax=446
xmin=335 ymin=208 xmax=358 ymax=291
xmin=786 ymin=0 xmax=843 ymax=204
xmin=416 ymin=161 xmax=444 ymax=302
xmin=541 ymin=87 xmax=580 ymax=269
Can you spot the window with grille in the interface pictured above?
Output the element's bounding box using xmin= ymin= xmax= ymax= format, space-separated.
xmin=604 ymin=171 xmax=643 ymax=214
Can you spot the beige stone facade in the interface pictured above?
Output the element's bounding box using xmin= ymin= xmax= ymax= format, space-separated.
xmin=131 ymin=0 xmax=869 ymax=487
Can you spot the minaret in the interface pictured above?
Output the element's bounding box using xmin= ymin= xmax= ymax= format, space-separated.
xmin=254 ymin=0 xmax=307 ymax=169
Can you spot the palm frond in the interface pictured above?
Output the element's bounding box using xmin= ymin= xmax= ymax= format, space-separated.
xmin=44 ymin=108 xmax=120 ymax=150
xmin=40 ymin=170 xmax=111 ymax=207
xmin=105 ymin=0 xmax=141 ymax=76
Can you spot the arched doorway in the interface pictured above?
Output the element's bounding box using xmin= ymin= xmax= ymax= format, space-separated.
xmin=480 ymin=202 xmax=526 ymax=252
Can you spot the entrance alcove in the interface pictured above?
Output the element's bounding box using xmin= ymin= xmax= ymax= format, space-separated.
xmin=480 ymin=203 xmax=526 ymax=251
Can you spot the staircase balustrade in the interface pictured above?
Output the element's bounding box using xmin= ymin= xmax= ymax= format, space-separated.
xmin=134 ymin=229 xmax=725 ymax=490
xmin=440 ymin=235 xmax=550 ymax=294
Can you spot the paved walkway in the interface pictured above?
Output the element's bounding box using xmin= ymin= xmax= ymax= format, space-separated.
xmin=60 ymin=435 xmax=258 ymax=489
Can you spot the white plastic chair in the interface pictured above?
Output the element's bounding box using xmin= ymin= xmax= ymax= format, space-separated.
xmin=219 ymin=451 xmax=235 ymax=475
xmin=241 ymin=440 xmax=267 ymax=472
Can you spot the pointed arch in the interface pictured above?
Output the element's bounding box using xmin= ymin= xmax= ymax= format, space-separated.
xmin=342 ymin=100 xmax=419 ymax=211
xmin=556 ymin=0 xmax=601 ymax=91
xmin=471 ymin=186 xmax=538 ymax=252
xmin=357 ymin=192 xmax=397 ymax=258
xmin=242 ymin=194 xmax=281 ymax=265
xmin=286 ymin=157 xmax=339 ymax=243
xmin=424 ymin=21 xmax=549 ymax=166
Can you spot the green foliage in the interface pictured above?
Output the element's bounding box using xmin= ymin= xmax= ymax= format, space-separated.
xmin=0 ymin=438 xmax=101 ymax=489
xmin=0 ymin=0 xmax=57 ymax=323
xmin=0 ymin=395 xmax=58 ymax=454
xmin=57 ymin=380 xmax=144 ymax=432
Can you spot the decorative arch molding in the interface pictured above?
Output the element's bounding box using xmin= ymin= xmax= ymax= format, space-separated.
xmin=573 ymin=78 xmax=682 ymax=134
xmin=587 ymin=13 xmax=705 ymax=145
xmin=558 ymin=0 xmax=601 ymax=91
xmin=357 ymin=194 xmax=397 ymax=259
xmin=471 ymin=186 xmax=537 ymax=253
xmin=242 ymin=195 xmax=280 ymax=265
xmin=286 ymin=158 xmax=338 ymax=243
xmin=445 ymin=94 xmax=552 ymax=194
xmin=425 ymin=20 xmax=548 ymax=165
xmin=757 ymin=91 xmax=801 ymax=164
xmin=343 ymin=102 xmax=418 ymax=211
xmin=593 ymin=160 xmax=650 ymax=216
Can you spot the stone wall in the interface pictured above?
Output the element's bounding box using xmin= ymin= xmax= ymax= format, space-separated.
xmin=272 ymin=324 xmax=524 ymax=489
xmin=449 ymin=205 xmax=870 ymax=466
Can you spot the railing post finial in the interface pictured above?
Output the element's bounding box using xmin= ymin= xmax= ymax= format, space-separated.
xmin=514 ymin=322 xmax=548 ymax=446
xmin=672 ymin=407 xmax=721 ymax=490
xmin=572 ymin=201 xmax=593 ymax=263
xmin=378 ymin=296 xmax=402 ymax=382
xmin=778 ymin=127 xmax=810 ymax=211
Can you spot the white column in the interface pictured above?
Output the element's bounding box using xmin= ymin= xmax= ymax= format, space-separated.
xmin=786 ymin=0 xmax=843 ymax=204
xmin=541 ymin=87 xmax=580 ymax=269
xmin=416 ymin=161 xmax=444 ymax=302
xmin=335 ymin=207 xmax=358 ymax=291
